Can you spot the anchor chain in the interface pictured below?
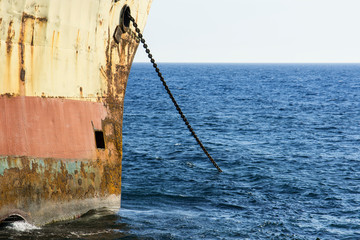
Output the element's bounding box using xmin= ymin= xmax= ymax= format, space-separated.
xmin=128 ymin=15 xmax=222 ymax=173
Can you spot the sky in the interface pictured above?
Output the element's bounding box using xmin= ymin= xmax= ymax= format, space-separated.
xmin=134 ymin=0 xmax=360 ymax=63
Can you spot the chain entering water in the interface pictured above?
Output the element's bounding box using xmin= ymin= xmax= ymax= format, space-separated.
xmin=128 ymin=15 xmax=222 ymax=173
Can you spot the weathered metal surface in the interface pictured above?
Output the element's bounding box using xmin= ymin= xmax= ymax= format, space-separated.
xmin=0 ymin=96 xmax=107 ymax=159
xmin=0 ymin=0 xmax=151 ymax=99
xmin=0 ymin=155 xmax=122 ymax=226
xmin=0 ymin=0 xmax=152 ymax=226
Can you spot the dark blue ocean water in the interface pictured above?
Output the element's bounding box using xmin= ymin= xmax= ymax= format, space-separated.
xmin=120 ymin=63 xmax=360 ymax=240
xmin=1 ymin=63 xmax=360 ymax=239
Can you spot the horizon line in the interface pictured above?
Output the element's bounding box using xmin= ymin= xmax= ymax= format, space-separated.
xmin=133 ymin=61 xmax=360 ymax=64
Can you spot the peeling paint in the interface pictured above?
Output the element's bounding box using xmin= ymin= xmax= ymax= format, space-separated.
xmin=6 ymin=20 xmax=15 ymax=54
xmin=0 ymin=0 xmax=153 ymax=226
xmin=0 ymin=155 xmax=121 ymax=225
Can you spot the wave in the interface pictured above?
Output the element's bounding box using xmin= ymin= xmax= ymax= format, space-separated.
xmin=6 ymin=221 xmax=40 ymax=232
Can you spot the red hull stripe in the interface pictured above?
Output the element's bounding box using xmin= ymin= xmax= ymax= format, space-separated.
xmin=0 ymin=96 xmax=107 ymax=159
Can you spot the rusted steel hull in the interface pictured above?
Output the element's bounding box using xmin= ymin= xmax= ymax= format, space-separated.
xmin=0 ymin=0 xmax=152 ymax=226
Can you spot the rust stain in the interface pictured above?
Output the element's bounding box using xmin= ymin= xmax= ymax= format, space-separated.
xmin=87 ymin=32 xmax=91 ymax=52
xmin=96 ymin=1 xmax=151 ymax=200
xmin=6 ymin=20 xmax=15 ymax=90
xmin=19 ymin=14 xmax=26 ymax=89
xmin=51 ymin=31 xmax=60 ymax=58
xmin=100 ymin=18 xmax=140 ymax=196
xmin=51 ymin=30 xmax=55 ymax=49
xmin=30 ymin=25 xmax=34 ymax=46
xmin=22 ymin=12 xmax=48 ymax=23
xmin=6 ymin=20 xmax=15 ymax=54
xmin=76 ymin=29 xmax=80 ymax=55
xmin=0 ymin=0 xmax=152 ymax=226
xmin=20 ymin=68 xmax=26 ymax=81
xmin=30 ymin=33 xmax=34 ymax=93
xmin=17 ymin=12 xmax=48 ymax=95
xmin=0 ymin=156 xmax=121 ymax=209
xmin=51 ymin=30 xmax=55 ymax=60
xmin=0 ymin=93 xmax=16 ymax=98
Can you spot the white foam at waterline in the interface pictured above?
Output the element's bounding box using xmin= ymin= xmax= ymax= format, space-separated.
xmin=7 ymin=221 xmax=40 ymax=232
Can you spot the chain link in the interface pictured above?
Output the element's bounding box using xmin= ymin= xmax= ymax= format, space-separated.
xmin=128 ymin=16 xmax=222 ymax=173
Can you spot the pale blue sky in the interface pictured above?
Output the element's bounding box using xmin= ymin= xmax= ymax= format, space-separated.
xmin=134 ymin=0 xmax=360 ymax=63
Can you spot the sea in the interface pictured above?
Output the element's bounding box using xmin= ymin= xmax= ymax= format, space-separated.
xmin=1 ymin=63 xmax=360 ymax=239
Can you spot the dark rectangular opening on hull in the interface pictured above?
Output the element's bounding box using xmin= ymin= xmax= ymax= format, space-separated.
xmin=95 ymin=131 xmax=105 ymax=149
